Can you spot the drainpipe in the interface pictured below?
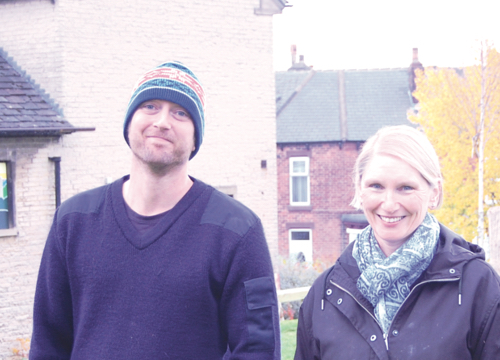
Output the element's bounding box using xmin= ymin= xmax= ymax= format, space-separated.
xmin=338 ymin=70 xmax=348 ymax=148
xmin=49 ymin=157 xmax=61 ymax=208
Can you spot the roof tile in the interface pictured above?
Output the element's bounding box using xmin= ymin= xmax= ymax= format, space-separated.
xmin=276 ymin=68 xmax=415 ymax=143
xmin=0 ymin=51 xmax=73 ymax=133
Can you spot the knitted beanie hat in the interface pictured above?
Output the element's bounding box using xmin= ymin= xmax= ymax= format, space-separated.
xmin=123 ymin=61 xmax=205 ymax=159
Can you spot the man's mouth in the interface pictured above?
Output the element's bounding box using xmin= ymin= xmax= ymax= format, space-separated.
xmin=147 ymin=134 xmax=173 ymax=142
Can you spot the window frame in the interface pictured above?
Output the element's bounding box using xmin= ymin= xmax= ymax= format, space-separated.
xmin=288 ymin=228 xmax=313 ymax=262
xmin=289 ymin=156 xmax=310 ymax=206
xmin=0 ymin=159 xmax=17 ymax=237
xmin=346 ymin=227 xmax=363 ymax=243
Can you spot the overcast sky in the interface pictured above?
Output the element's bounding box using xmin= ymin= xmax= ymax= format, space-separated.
xmin=273 ymin=0 xmax=499 ymax=71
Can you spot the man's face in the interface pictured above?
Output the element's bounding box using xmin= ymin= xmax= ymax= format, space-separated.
xmin=128 ymin=99 xmax=196 ymax=170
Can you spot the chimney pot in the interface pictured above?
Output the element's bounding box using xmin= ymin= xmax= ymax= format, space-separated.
xmin=291 ymin=45 xmax=297 ymax=65
xmin=413 ymin=48 xmax=419 ymax=62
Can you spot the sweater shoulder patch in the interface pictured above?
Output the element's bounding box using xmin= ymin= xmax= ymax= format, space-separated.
xmin=57 ymin=185 xmax=108 ymax=221
xmin=200 ymin=189 xmax=258 ymax=237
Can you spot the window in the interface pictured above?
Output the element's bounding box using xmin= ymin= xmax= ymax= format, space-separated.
xmin=289 ymin=157 xmax=310 ymax=206
xmin=0 ymin=162 xmax=12 ymax=230
xmin=289 ymin=229 xmax=313 ymax=262
xmin=215 ymin=185 xmax=237 ymax=198
xmin=346 ymin=228 xmax=363 ymax=243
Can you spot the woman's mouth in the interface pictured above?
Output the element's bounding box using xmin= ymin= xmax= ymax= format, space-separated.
xmin=379 ymin=215 xmax=404 ymax=223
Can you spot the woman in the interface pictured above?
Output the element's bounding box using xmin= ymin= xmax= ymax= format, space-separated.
xmin=294 ymin=125 xmax=500 ymax=360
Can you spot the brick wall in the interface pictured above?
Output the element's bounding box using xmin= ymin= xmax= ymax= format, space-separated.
xmin=0 ymin=0 xmax=279 ymax=355
xmin=277 ymin=142 xmax=361 ymax=266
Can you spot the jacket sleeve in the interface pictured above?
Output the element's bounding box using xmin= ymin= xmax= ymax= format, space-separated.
xmin=221 ymin=220 xmax=281 ymax=360
xmin=294 ymin=276 xmax=322 ymax=360
xmin=30 ymin=213 xmax=74 ymax=360
xmin=477 ymin=299 xmax=500 ymax=359
xmin=473 ymin=265 xmax=500 ymax=360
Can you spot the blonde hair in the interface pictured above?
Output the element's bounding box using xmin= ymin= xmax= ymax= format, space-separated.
xmin=350 ymin=125 xmax=443 ymax=209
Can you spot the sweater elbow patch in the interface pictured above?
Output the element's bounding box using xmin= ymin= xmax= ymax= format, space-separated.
xmin=244 ymin=277 xmax=277 ymax=351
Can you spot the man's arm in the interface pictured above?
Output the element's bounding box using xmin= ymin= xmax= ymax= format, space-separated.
xmin=220 ymin=220 xmax=281 ymax=360
xmin=30 ymin=215 xmax=74 ymax=360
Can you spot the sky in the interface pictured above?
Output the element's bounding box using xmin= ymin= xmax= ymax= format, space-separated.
xmin=273 ymin=0 xmax=500 ymax=72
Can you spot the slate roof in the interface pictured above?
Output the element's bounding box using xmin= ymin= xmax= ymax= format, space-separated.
xmin=0 ymin=48 xmax=92 ymax=136
xmin=276 ymin=67 xmax=415 ymax=143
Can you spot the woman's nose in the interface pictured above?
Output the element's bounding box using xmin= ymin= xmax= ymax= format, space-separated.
xmin=380 ymin=191 xmax=399 ymax=213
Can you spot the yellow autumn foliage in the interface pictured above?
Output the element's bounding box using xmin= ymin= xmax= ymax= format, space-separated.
xmin=410 ymin=46 xmax=500 ymax=241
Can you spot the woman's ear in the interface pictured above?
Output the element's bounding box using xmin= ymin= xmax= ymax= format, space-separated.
xmin=429 ymin=181 xmax=442 ymax=209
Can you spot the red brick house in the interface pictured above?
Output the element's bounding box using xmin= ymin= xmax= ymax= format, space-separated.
xmin=276 ymin=50 xmax=422 ymax=265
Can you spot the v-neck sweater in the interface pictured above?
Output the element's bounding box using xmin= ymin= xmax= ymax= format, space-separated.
xmin=31 ymin=176 xmax=280 ymax=360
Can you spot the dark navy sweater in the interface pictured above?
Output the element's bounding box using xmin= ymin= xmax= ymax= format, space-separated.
xmin=31 ymin=176 xmax=280 ymax=359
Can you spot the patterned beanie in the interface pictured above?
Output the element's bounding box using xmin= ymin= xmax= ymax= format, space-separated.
xmin=123 ymin=61 xmax=205 ymax=159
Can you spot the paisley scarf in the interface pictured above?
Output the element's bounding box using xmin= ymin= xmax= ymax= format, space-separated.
xmin=352 ymin=213 xmax=440 ymax=333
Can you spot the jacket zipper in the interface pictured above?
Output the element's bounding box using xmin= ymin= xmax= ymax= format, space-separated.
xmin=330 ymin=277 xmax=459 ymax=351
xmin=330 ymin=280 xmax=386 ymax=347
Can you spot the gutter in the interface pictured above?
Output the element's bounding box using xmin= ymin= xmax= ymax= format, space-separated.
xmin=0 ymin=127 xmax=95 ymax=137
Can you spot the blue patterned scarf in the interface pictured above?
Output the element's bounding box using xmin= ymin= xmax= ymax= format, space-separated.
xmin=352 ymin=213 xmax=440 ymax=333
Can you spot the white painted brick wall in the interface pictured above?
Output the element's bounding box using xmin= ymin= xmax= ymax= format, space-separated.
xmin=0 ymin=0 xmax=278 ymax=356
xmin=0 ymin=137 xmax=61 ymax=356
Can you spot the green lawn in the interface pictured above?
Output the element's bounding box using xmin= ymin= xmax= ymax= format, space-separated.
xmin=280 ymin=319 xmax=298 ymax=360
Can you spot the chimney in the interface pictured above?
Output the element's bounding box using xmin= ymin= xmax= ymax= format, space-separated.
xmin=291 ymin=45 xmax=297 ymax=65
xmin=409 ymin=48 xmax=424 ymax=103
xmin=287 ymin=50 xmax=312 ymax=71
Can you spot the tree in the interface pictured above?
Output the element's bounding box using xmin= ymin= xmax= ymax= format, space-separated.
xmin=410 ymin=43 xmax=500 ymax=244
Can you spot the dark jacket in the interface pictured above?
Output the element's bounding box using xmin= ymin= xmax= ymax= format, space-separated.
xmin=295 ymin=224 xmax=500 ymax=360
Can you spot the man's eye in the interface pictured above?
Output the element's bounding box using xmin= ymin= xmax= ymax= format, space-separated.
xmin=369 ymin=183 xmax=382 ymax=189
xmin=174 ymin=110 xmax=191 ymax=119
xmin=402 ymin=186 xmax=414 ymax=191
xmin=141 ymin=103 xmax=156 ymax=110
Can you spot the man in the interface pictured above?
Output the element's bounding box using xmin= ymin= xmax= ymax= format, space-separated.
xmin=30 ymin=61 xmax=280 ymax=359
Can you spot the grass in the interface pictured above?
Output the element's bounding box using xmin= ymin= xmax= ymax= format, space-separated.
xmin=280 ymin=319 xmax=298 ymax=360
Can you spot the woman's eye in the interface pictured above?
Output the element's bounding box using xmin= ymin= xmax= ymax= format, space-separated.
xmin=402 ymin=186 xmax=414 ymax=191
xmin=369 ymin=183 xmax=382 ymax=189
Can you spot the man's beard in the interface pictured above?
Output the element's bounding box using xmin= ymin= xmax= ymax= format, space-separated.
xmin=130 ymin=138 xmax=192 ymax=174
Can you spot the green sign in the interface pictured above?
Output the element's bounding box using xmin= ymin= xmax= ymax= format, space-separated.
xmin=0 ymin=162 xmax=8 ymax=229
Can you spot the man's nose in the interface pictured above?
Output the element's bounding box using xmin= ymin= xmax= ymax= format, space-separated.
xmin=153 ymin=107 xmax=173 ymax=129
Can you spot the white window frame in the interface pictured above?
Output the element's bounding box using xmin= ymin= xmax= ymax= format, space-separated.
xmin=289 ymin=157 xmax=310 ymax=206
xmin=346 ymin=228 xmax=363 ymax=243
xmin=289 ymin=228 xmax=313 ymax=262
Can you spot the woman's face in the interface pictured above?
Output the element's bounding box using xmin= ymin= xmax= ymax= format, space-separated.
xmin=359 ymin=154 xmax=439 ymax=255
